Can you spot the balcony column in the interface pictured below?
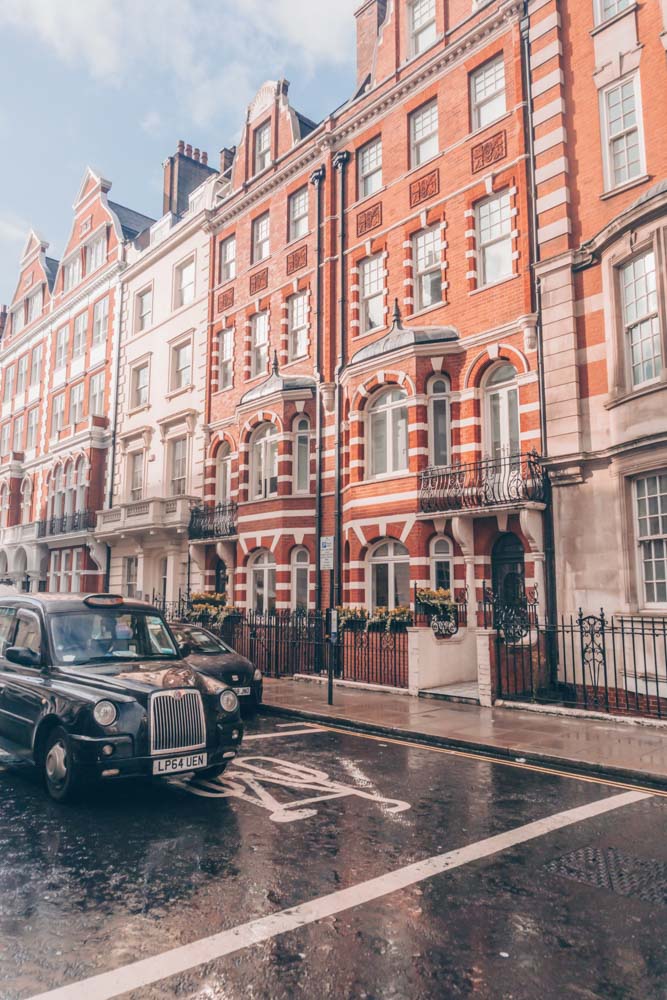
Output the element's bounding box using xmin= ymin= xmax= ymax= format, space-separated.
xmin=450 ymin=515 xmax=476 ymax=626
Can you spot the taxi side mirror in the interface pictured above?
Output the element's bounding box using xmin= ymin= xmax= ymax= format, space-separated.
xmin=6 ymin=646 xmax=42 ymax=668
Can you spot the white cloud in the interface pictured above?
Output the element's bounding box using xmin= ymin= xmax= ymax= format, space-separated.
xmin=0 ymin=214 xmax=30 ymax=245
xmin=140 ymin=111 xmax=163 ymax=137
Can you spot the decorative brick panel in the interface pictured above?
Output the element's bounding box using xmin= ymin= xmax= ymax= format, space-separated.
xmin=286 ymin=245 xmax=307 ymax=275
xmin=217 ymin=287 xmax=234 ymax=313
xmin=409 ymin=169 xmax=440 ymax=208
xmin=249 ymin=268 xmax=269 ymax=295
xmin=471 ymin=131 xmax=507 ymax=174
xmin=356 ymin=203 xmax=382 ymax=237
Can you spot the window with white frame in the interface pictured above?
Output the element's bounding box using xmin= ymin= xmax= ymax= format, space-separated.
xmin=26 ymin=289 xmax=41 ymax=324
xmin=216 ymin=444 xmax=232 ymax=502
xmin=369 ymin=539 xmax=410 ymax=611
xmin=430 ymin=536 xmax=453 ymax=592
xmin=635 ymin=473 xmax=667 ymax=605
xmin=251 ymin=312 xmax=269 ymax=377
xmin=30 ymin=344 xmax=42 ymax=387
xmin=220 ymin=236 xmax=236 ymax=282
xmin=131 ymin=362 xmax=150 ymax=408
xmin=12 ymin=305 xmax=25 ymax=336
xmin=26 ymin=408 xmax=38 ymax=451
xmin=169 ymin=437 xmax=188 ymax=496
xmin=291 ymin=547 xmax=310 ymax=611
xmin=218 ymin=328 xmax=233 ymax=389
xmin=621 ymin=249 xmax=661 ymax=387
xmin=410 ymin=0 xmax=437 ymax=55
xmin=0 ymin=425 xmax=9 ymax=457
xmin=413 ymin=227 xmax=442 ymax=311
xmin=2 ymin=366 xmax=13 ymax=403
xmin=429 ymin=376 xmax=450 ymax=466
xmin=92 ymin=296 xmax=109 ymax=346
xmin=16 ymin=356 xmax=27 ymax=396
xmin=70 ymin=382 xmax=85 ymax=425
xmin=293 ymin=416 xmax=310 ymax=493
xmin=62 ymin=255 xmax=81 ymax=293
xmin=289 ymin=187 xmax=309 ymax=242
xmin=602 ymin=76 xmax=643 ymax=190
xmin=368 ymin=388 xmax=409 ymax=478
xmin=89 ymin=372 xmax=105 ymax=416
xmin=0 ymin=484 xmax=8 ymax=527
xmin=470 ymin=55 xmax=506 ymax=131
xmin=174 ymin=258 xmax=195 ymax=309
xmin=73 ymin=312 xmax=87 ymax=358
xmin=136 ymin=287 xmax=153 ymax=332
xmin=52 ymin=393 xmax=65 ymax=435
xmin=360 ymin=255 xmax=384 ymax=334
xmin=252 ymin=213 xmax=270 ymax=263
xmin=123 ymin=556 xmax=138 ymax=599
xmin=288 ymin=293 xmax=308 ymax=360
xmin=86 ymin=232 xmax=106 ymax=274
xmin=21 ymin=478 xmax=32 ymax=524
xmin=254 ymin=121 xmax=271 ymax=174
xmin=55 ymin=327 xmax=68 ymax=370
xmin=12 ymin=415 xmax=23 ymax=453
xmin=410 ymin=100 xmax=439 ymax=167
xmin=128 ymin=451 xmax=144 ymax=501
xmin=249 ymin=549 xmax=276 ymax=613
xmin=251 ymin=423 xmax=278 ymax=499
xmin=595 ymin=0 xmax=630 ymax=24
xmin=170 ymin=340 xmax=192 ymax=391
xmin=358 ymin=137 xmax=383 ymax=199
xmin=475 ymin=191 xmax=512 ymax=286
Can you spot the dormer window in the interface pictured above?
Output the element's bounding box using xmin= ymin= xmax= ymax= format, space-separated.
xmin=12 ymin=306 xmax=25 ymax=335
xmin=26 ymin=289 xmax=41 ymax=325
xmin=85 ymin=232 xmax=106 ymax=274
xmin=63 ymin=256 xmax=82 ymax=293
xmin=254 ymin=121 xmax=271 ymax=174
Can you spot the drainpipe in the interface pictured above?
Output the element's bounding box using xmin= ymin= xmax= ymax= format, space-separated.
xmin=310 ymin=165 xmax=326 ymax=610
xmin=521 ymin=8 xmax=559 ymax=644
xmin=332 ymin=150 xmax=350 ymax=609
xmin=104 ymin=260 xmax=126 ymax=590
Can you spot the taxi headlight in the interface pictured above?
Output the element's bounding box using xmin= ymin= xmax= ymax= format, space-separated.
xmin=220 ymin=689 xmax=239 ymax=714
xmin=253 ymin=668 xmax=262 ymax=681
xmin=93 ymin=700 xmax=118 ymax=727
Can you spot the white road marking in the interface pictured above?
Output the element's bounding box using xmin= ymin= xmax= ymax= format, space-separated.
xmin=244 ymin=727 xmax=325 ymax=742
xmin=275 ymin=722 xmax=320 ymax=729
xmin=27 ymin=790 xmax=649 ymax=1000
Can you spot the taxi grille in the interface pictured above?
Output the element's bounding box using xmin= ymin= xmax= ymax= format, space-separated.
xmin=150 ymin=689 xmax=206 ymax=755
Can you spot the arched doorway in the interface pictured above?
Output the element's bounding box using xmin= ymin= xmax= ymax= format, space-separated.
xmin=491 ymin=533 xmax=525 ymax=607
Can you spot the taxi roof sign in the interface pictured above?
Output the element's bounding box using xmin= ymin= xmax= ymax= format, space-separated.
xmin=83 ymin=594 xmax=125 ymax=608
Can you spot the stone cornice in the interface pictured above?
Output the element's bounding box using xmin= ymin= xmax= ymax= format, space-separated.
xmin=573 ymin=185 xmax=667 ymax=270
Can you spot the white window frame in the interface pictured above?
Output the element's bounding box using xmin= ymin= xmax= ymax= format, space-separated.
xmin=428 ymin=376 xmax=451 ymax=467
xmin=360 ymin=255 xmax=385 ymax=334
xmin=218 ymin=328 xmax=233 ymax=390
xmin=0 ymin=425 xmax=9 ymax=457
xmin=131 ymin=362 xmax=150 ymax=409
xmin=620 ymin=249 xmax=662 ymax=388
xmin=62 ymin=255 xmax=82 ymax=294
xmin=410 ymin=0 xmax=437 ymax=56
xmin=69 ymin=382 xmax=85 ymax=425
xmin=85 ymin=232 xmax=106 ymax=274
xmin=123 ymin=556 xmax=138 ymax=599
xmin=2 ymin=366 xmax=13 ymax=404
xmin=634 ymin=473 xmax=667 ymax=608
xmin=410 ymin=100 xmax=439 ymax=168
xmin=16 ymin=356 xmax=27 ymax=396
xmin=413 ymin=227 xmax=442 ymax=311
xmin=595 ymin=0 xmax=631 ymax=25
xmin=30 ymin=344 xmax=42 ymax=388
xmin=470 ymin=55 xmax=507 ymax=132
xmin=250 ymin=423 xmax=279 ymax=499
xmin=254 ymin=121 xmax=271 ymax=174
xmin=89 ymin=372 xmax=105 ymax=417
xmin=368 ymin=388 xmax=409 ymax=479
xmin=136 ymin=286 xmax=153 ymax=332
xmin=55 ymin=327 xmax=68 ymax=370
xmin=128 ymin=450 xmax=145 ymax=502
xmin=26 ymin=289 xmax=41 ymax=325
xmin=26 ymin=407 xmax=38 ymax=451
xmin=291 ymin=547 xmax=310 ymax=611
xmin=249 ymin=549 xmax=276 ymax=613
xmin=368 ymin=539 xmax=411 ymax=611
xmin=169 ymin=436 xmax=188 ymax=497
xmin=288 ymin=293 xmax=308 ymax=361
xmin=12 ymin=415 xmax=23 ymax=453
xmin=600 ymin=74 xmax=645 ymax=192
xmin=72 ymin=311 xmax=87 ymax=358
xmin=174 ymin=257 xmax=196 ymax=309
xmin=358 ymin=137 xmax=383 ymax=199
xmin=220 ymin=236 xmax=236 ymax=282
xmin=250 ymin=312 xmax=269 ymax=378
xmin=52 ymin=393 xmax=65 ymax=435
xmin=430 ymin=536 xmax=454 ymax=592
xmin=475 ymin=190 xmax=513 ymax=287
xmin=216 ymin=444 xmax=233 ymax=502
xmin=21 ymin=477 xmax=32 ymax=524
xmin=170 ymin=339 xmax=193 ymax=392
xmin=252 ymin=213 xmax=270 ymax=264
xmin=289 ymin=187 xmax=309 ymax=242
xmin=293 ymin=416 xmax=311 ymax=494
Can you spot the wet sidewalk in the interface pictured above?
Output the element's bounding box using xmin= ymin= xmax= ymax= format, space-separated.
xmin=261 ymin=677 xmax=667 ymax=788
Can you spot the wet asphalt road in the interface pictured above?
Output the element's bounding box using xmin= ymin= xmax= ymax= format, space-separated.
xmin=1 ymin=716 xmax=667 ymax=1000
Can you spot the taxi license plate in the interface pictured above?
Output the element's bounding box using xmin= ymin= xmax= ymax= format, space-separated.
xmin=153 ymin=752 xmax=208 ymax=775
xmin=233 ymin=686 xmax=251 ymax=697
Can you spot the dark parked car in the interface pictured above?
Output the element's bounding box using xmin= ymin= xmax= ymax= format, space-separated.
xmin=0 ymin=594 xmax=244 ymax=802
xmin=170 ymin=623 xmax=263 ymax=713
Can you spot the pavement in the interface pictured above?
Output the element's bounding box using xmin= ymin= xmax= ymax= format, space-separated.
xmin=2 ymin=715 xmax=667 ymax=1000
xmin=261 ymin=677 xmax=667 ymax=789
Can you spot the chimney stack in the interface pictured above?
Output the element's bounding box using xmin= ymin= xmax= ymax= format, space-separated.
xmin=201 ymin=151 xmax=208 ymax=166
xmin=354 ymin=0 xmax=387 ymax=87
xmin=177 ymin=139 xmax=185 ymax=154
xmin=163 ymin=139 xmax=219 ymax=218
xmin=193 ymin=147 xmax=200 ymax=162
xmin=220 ymin=146 xmax=236 ymax=176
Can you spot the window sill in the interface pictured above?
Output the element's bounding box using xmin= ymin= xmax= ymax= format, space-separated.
xmin=604 ymin=377 xmax=667 ymax=411
xmin=590 ymin=3 xmax=637 ymax=36
xmin=406 ymin=152 xmax=443 ymax=181
xmin=285 ymin=232 xmax=311 ymax=249
xmin=409 ymin=300 xmax=447 ymax=321
xmin=213 ymin=384 xmax=234 ymax=396
xmin=352 ymin=324 xmax=389 ymax=341
xmin=468 ymin=273 xmax=519 ymax=296
xmin=350 ymin=186 xmax=388 ymax=213
xmin=356 ymin=471 xmax=415 ymax=486
xmin=600 ymin=174 xmax=650 ymax=201
xmin=165 ymin=384 xmax=194 ymax=401
xmin=250 ymin=255 xmax=272 ymax=271
xmin=128 ymin=403 xmax=151 ymax=417
xmin=466 ymin=110 xmax=514 ymax=144
xmin=281 ymin=355 xmax=309 ymax=370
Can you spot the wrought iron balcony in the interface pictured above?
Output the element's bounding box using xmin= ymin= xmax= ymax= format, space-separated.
xmin=189 ymin=501 xmax=238 ymax=540
xmin=419 ymin=451 xmax=548 ymax=514
xmin=37 ymin=509 xmax=97 ymax=538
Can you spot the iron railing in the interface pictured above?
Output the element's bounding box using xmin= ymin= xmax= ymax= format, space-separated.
xmin=419 ymin=451 xmax=548 ymax=514
xmin=188 ymin=502 xmax=238 ymax=540
xmin=37 ymin=509 xmax=97 ymax=538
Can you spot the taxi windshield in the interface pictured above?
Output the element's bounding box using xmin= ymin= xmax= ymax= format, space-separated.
xmin=49 ymin=610 xmax=179 ymax=666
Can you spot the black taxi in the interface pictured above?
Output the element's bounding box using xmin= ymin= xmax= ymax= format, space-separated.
xmin=0 ymin=593 xmax=243 ymax=802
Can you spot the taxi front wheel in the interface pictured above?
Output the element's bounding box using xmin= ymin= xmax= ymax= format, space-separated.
xmin=42 ymin=726 xmax=87 ymax=803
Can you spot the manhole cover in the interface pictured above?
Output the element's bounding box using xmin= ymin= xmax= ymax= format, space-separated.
xmin=544 ymin=847 xmax=667 ymax=906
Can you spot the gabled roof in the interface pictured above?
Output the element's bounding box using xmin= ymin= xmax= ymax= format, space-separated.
xmin=108 ymin=201 xmax=156 ymax=241
xmin=350 ymin=301 xmax=458 ymax=365
xmin=240 ymin=353 xmax=316 ymax=405
xmin=294 ymin=111 xmax=318 ymax=140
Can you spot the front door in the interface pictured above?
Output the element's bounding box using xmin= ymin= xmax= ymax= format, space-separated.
xmin=491 ymin=533 xmax=526 ymax=608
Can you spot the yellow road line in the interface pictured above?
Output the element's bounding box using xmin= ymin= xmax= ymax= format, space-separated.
xmin=313 ymin=722 xmax=667 ymax=799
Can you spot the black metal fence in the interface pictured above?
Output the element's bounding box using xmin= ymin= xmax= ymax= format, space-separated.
xmin=494 ymin=608 xmax=667 ymax=720
xmin=37 ymin=509 xmax=97 ymax=538
xmin=189 ymin=502 xmax=238 ymax=539
xmin=419 ymin=451 xmax=548 ymax=513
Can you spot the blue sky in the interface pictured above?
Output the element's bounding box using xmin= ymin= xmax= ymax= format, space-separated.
xmin=0 ymin=0 xmax=359 ymax=306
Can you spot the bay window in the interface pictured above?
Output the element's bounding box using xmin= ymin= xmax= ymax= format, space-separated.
xmin=251 ymin=423 xmax=278 ymax=499
xmin=620 ymin=250 xmax=661 ymax=388
xmin=368 ymin=388 xmax=408 ymax=478
xmin=429 ymin=377 xmax=450 ymax=467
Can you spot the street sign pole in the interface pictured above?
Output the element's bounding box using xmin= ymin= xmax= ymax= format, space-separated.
xmin=328 ymin=608 xmax=338 ymax=706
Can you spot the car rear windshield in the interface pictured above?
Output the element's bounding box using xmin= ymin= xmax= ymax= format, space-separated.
xmin=49 ymin=610 xmax=179 ymax=666
xmin=174 ymin=627 xmax=227 ymax=655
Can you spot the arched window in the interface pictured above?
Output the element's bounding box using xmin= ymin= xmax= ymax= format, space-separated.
xmin=368 ymin=387 xmax=408 ymax=477
xmin=74 ymin=457 xmax=86 ymax=511
xmin=484 ymin=363 xmax=519 ymax=460
xmin=20 ymin=478 xmax=32 ymax=525
xmin=0 ymin=484 xmax=8 ymax=529
xmin=293 ymin=416 xmax=310 ymax=494
xmin=250 ymin=423 xmax=278 ymax=499
xmin=63 ymin=462 xmax=76 ymax=516
xmin=368 ymin=539 xmax=410 ymax=610
xmin=428 ymin=376 xmax=450 ymax=467
xmin=50 ymin=466 xmax=65 ymax=519
xmin=430 ymin=536 xmax=453 ymax=592
xmin=216 ymin=443 xmax=232 ymax=503
xmin=249 ymin=549 xmax=276 ymax=613
xmin=291 ymin=547 xmax=310 ymax=610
